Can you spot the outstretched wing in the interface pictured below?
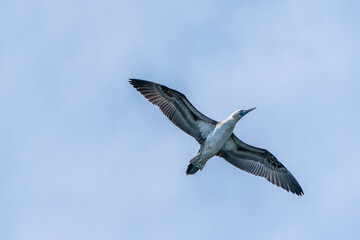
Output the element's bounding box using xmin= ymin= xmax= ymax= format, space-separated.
xmin=129 ymin=79 xmax=217 ymax=143
xmin=218 ymin=134 xmax=303 ymax=196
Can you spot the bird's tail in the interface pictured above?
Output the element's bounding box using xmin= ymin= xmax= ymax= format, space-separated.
xmin=186 ymin=163 xmax=199 ymax=175
xmin=186 ymin=155 xmax=202 ymax=175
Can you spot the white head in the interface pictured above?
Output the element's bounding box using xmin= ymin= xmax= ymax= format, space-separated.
xmin=231 ymin=107 xmax=256 ymax=121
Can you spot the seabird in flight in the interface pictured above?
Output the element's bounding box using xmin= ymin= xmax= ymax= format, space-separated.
xmin=129 ymin=79 xmax=303 ymax=196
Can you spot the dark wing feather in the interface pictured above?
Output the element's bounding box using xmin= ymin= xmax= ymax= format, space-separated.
xmin=218 ymin=134 xmax=303 ymax=196
xmin=129 ymin=79 xmax=216 ymax=143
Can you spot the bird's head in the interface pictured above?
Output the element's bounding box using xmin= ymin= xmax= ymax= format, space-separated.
xmin=232 ymin=107 xmax=256 ymax=120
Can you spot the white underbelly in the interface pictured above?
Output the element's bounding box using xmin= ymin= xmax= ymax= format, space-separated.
xmin=200 ymin=123 xmax=234 ymax=158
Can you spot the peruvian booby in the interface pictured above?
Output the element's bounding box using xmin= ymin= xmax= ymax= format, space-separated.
xmin=129 ymin=79 xmax=303 ymax=196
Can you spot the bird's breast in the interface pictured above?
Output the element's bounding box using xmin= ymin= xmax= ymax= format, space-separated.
xmin=201 ymin=121 xmax=235 ymax=157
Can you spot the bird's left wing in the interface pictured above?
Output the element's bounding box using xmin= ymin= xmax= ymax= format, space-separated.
xmin=218 ymin=134 xmax=303 ymax=196
xmin=129 ymin=79 xmax=217 ymax=143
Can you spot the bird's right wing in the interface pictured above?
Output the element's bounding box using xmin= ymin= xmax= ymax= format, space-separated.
xmin=129 ymin=79 xmax=217 ymax=143
xmin=218 ymin=134 xmax=303 ymax=196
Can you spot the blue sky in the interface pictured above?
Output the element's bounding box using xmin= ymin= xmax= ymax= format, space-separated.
xmin=1 ymin=0 xmax=360 ymax=239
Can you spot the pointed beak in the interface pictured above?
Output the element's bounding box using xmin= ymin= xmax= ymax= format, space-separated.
xmin=241 ymin=107 xmax=256 ymax=117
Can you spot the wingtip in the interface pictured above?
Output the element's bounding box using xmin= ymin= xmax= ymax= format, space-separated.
xmin=268 ymin=172 xmax=304 ymax=196
xmin=298 ymin=189 xmax=304 ymax=196
xmin=291 ymin=185 xmax=304 ymax=196
xmin=129 ymin=78 xmax=144 ymax=88
xmin=129 ymin=78 xmax=153 ymax=87
xmin=129 ymin=78 xmax=146 ymax=81
xmin=291 ymin=178 xmax=304 ymax=196
xmin=128 ymin=78 xmax=138 ymax=83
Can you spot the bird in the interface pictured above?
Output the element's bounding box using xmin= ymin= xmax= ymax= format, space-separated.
xmin=129 ymin=78 xmax=303 ymax=196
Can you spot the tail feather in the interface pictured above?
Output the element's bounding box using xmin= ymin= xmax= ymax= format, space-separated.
xmin=186 ymin=163 xmax=199 ymax=175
